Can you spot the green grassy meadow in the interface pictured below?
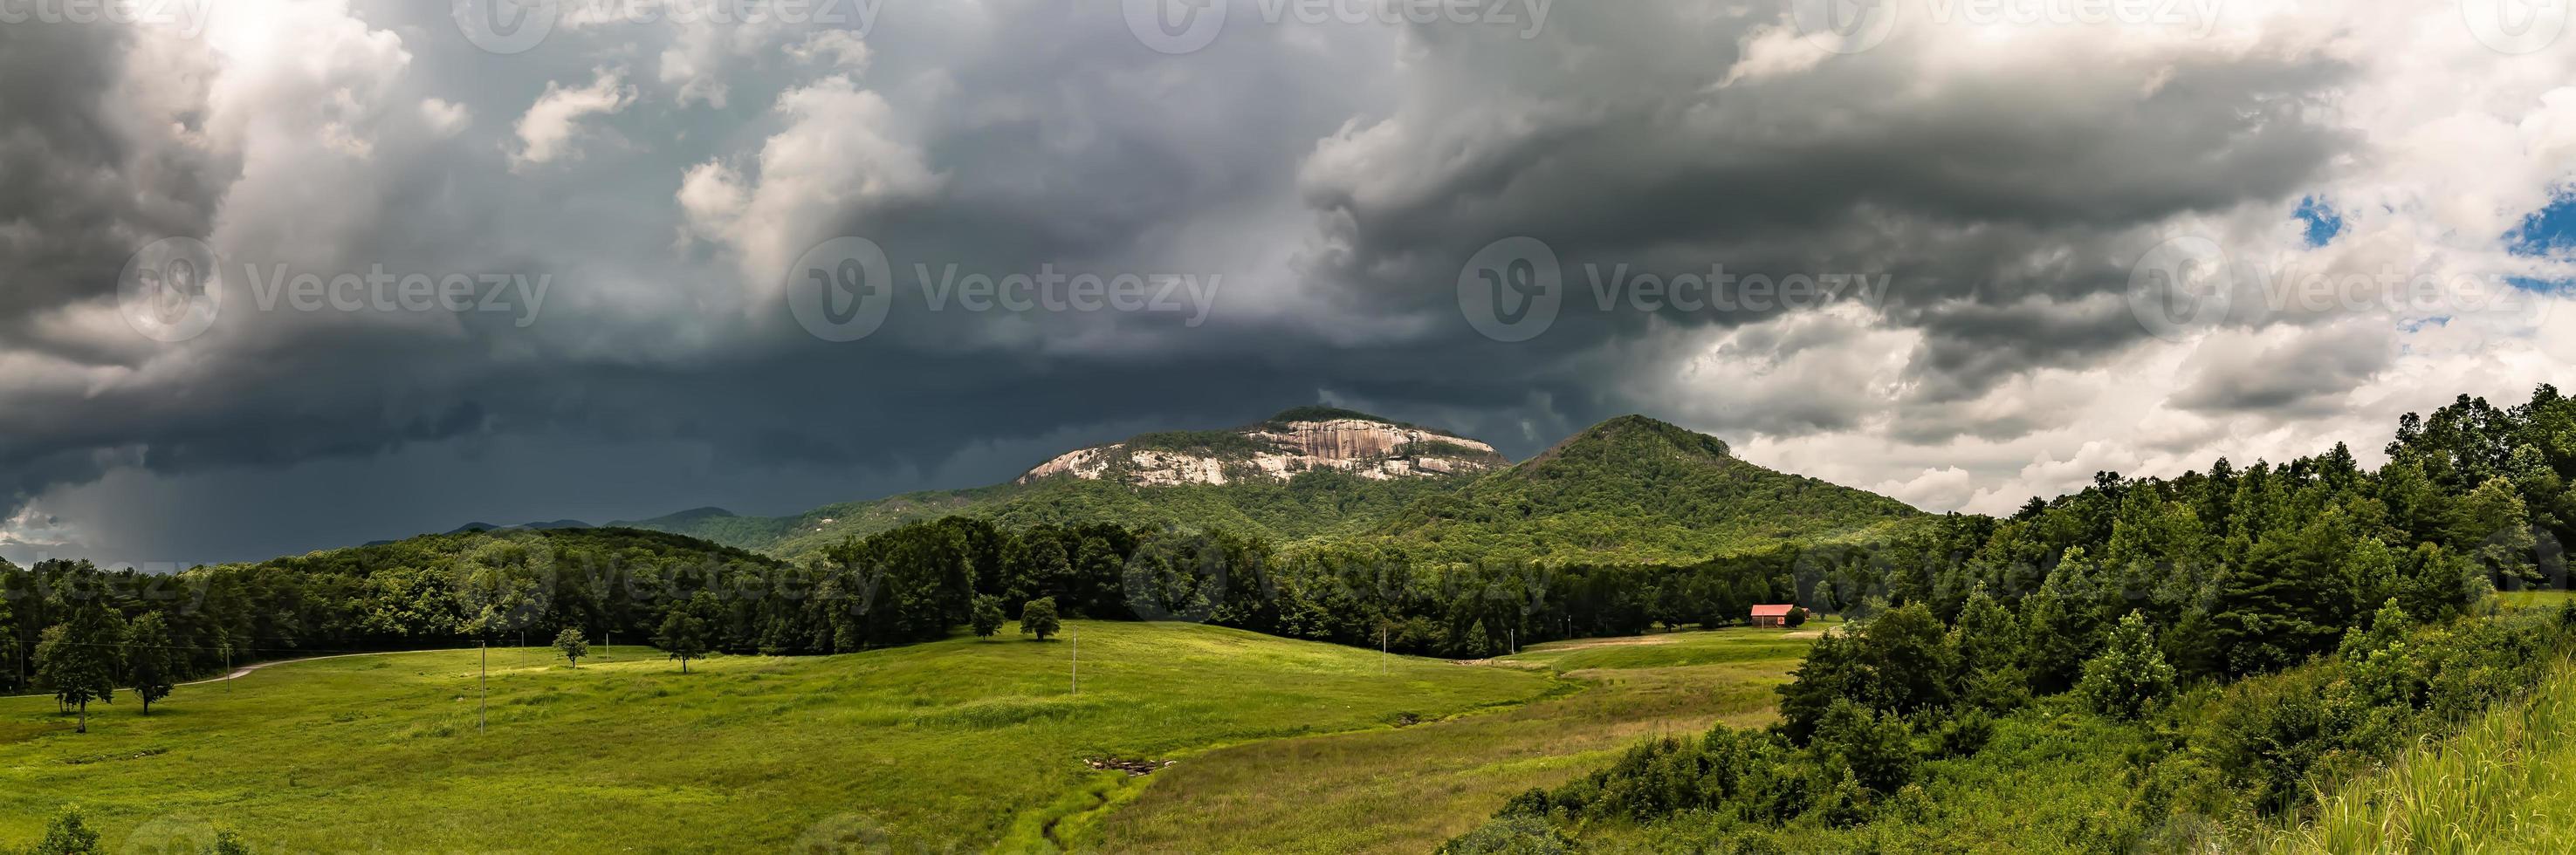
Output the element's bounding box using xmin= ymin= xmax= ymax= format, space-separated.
xmin=1090 ymin=626 xmax=1820 ymax=853
xmin=0 ymin=621 xmax=1552 ymax=853
xmin=2496 ymin=589 xmax=2574 ymax=610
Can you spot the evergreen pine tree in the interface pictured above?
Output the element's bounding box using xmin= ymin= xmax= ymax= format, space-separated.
xmin=2075 ymin=612 xmax=2176 ymax=719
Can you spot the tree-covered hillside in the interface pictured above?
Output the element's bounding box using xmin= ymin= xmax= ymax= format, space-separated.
xmin=1372 ymin=415 xmax=1925 ymax=565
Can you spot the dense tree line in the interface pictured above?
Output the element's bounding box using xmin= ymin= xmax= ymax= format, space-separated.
xmin=0 ymin=512 xmax=1822 ymax=726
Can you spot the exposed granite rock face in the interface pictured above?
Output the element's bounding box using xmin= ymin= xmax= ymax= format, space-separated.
xmin=1020 ymin=417 xmax=1505 ymax=486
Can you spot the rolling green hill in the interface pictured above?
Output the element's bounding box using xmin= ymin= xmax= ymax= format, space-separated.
xmin=1366 ymin=415 xmax=1925 ymax=564
xmin=625 ymin=410 xmax=1923 ymax=565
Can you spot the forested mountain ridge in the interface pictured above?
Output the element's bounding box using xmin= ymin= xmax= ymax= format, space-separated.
xmin=622 ymin=408 xmax=1920 ymax=565
xmin=1368 ymin=414 xmax=1926 ymax=565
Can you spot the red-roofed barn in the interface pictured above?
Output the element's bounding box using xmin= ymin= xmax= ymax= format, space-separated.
xmin=1750 ymin=604 xmax=1798 ymax=628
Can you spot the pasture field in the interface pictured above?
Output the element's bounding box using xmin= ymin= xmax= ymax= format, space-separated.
xmin=2497 ymin=589 xmax=2574 ymax=610
xmin=1089 ymin=626 xmax=1821 ymax=853
xmin=0 ymin=622 xmax=1549 ymax=853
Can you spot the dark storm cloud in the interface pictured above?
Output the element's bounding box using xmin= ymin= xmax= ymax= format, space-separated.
xmin=1293 ymin=6 xmax=2353 ymax=404
xmin=0 ymin=18 xmax=228 ymax=345
xmin=0 ymin=1 xmax=2401 ymax=562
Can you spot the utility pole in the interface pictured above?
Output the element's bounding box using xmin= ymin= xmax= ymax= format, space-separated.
xmin=1070 ymin=625 xmax=1079 ymax=695
xmin=224 ymin=647 xmax=232 ymax=692
xmin=478 ymin=642 xmax=488 ymax=735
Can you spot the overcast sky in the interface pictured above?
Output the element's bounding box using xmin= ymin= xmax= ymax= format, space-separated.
xmin=3 ymin=0 xmax=2573 ymax=566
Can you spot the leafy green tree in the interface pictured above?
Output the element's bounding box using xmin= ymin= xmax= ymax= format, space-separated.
xmin=0 ymin=593 xmax=15 ymax=694
xmin=2398 ymin=542 xmax=2478 ymax=621
xmin=1776 ymin=629 xmax=1866 ymax=743
xmin=123 ymin=612 xmax=179 ymax=715
xmin=1859 ymin=602 xmax=1955 ymax=716
xmin=2160 ymin=602 xmax=2222 ymax=681
xmin=1810 ymin=698 xmax=1916 ymax=795
xmin=2076 ymin=612 xmax=2176 ymax=720
xmin=970 ymin=595 xmax=1006 ymax=638
xmin=656 ymin=598 xmax=712 ymax=674
xmin=2213 ymin=511 xmax=2362 ymax=675
xmin=28 ymin=807 xmax=100 ymax=855
xmin=1020 ymin=597 xmax=1061 ymax=641
xmin=1783 ymin=606 xmax=1809 ymax=628
xmin=2455 ymin=476 xmax=2539 ymax=587
xmin=553 ymin=626 xmax=590 ymax=667
xmin=36 ymin=602 xmax=121 ymax=733
xmin=2020 ymin=553 xmax=2104 ymax=693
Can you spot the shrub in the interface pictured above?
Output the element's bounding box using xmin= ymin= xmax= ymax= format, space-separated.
xmin=1440 ymin=815 xmax=1575 ymax=855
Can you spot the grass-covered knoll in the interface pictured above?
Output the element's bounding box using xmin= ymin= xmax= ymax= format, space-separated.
xmin=1094 ymin=626 xmax=1818 ymax=854
xmin=1375 ymin=415 xmax=1924 ymax=565
xmin=0 ymin=621 xmax=1549 ymax=853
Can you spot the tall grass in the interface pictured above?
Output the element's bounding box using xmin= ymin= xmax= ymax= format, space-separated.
xmin=2256 ymin=657 xmax=2576 ymax=854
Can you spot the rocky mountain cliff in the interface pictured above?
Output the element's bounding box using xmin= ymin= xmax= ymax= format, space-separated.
xmin=1020 ymin=407 xmax=1508 ymax=486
